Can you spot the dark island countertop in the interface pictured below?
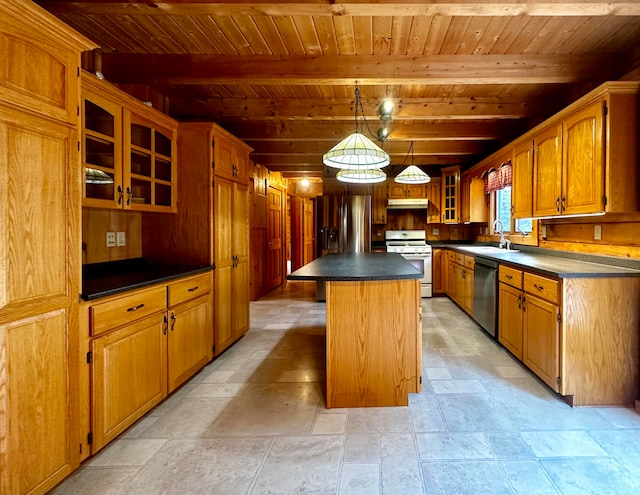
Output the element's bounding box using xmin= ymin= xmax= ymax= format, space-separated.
xmin=82 ymin=258 xmax=212 ymax=300
xmin=287 ymin=252 xmax=422 ymax=281
xmin=445 ymin=245 xmax=640 ymax=279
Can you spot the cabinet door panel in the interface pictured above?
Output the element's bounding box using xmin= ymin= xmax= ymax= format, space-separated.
xmin=214 ymin=177 xmax=234 ymax=267
xmin=214 ymin=264 xmax=234 ymax=354
xmin=562 ymin=101 xmax=605 ymax=215
xmin=533 ymin=125 xmax=563 ymax=217
xmin=523 ymin=295 xmax=560 ymax=391
xmin=0 ymin=112 xmax=72 ymax=314
xmin=498 ymin=283 xmax=523 ymax=359
xmin=233 ymin=260 xmax=250 ymax=340
xmin=512 ymin=140 xmax=533 ymax=219
xmin=91 ymin=315 xmax=167 ymax=453
xmin=233 ymin=182 xmax=249 ymax=261
xmin=168 ymin=295 xmax=212 ymax=392
xmin=1 ymin=309 xmax=75 ymax=495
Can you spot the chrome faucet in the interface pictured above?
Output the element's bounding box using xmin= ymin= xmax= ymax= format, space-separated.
xmin=492 ymin=219 xmax=506 ymax=249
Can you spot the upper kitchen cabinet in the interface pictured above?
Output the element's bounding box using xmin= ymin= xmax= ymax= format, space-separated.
xmin=441 ymin=166 xmax=460 ymax=224
xmin=511 ymin=140 xmax=533 ymax=219
xmin=81 ymin=72 xmax=178 ymax=212
xmin=372 ymin=182 xmax=387 ymax=224
xmin=388 ymin=182 xmax=426 ymax=199
xmin=533 ymin=83 xmax=640 ymax=217
xmin=214 ymin=133 xmax=249 ymax=185
xmin=461 ymin=175 xmax=487 ymax=224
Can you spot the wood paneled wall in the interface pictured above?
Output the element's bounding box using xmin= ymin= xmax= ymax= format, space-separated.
xmin=82 ymin=209 xmax=142 ymax=264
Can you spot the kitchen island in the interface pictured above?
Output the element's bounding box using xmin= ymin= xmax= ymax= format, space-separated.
xmin=288 ymin=253 xmax=423 ymax=408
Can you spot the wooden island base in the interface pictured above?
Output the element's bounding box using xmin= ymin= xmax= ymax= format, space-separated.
xmin=325 ymin=279 xmax=422 ymax=408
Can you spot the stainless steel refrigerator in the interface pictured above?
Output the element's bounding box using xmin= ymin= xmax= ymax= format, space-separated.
xmin=316 ymin=195 xmax=371 ymax=300
xmin=317 ymin=195 xmax=371 ymax=255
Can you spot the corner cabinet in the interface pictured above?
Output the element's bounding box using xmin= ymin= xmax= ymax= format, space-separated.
xmin=0 ymin=1 xmax=96 ymax=494
xmin=498 ymin=263 xmax=640 ymax=406
xmin=81 ymin=72 xmax=178 ymax=212
xmin=441 ymin=166 xmax=460 ymax=223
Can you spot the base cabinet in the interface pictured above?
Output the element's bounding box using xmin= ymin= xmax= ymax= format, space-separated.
xmin=91 ymin=314 xmax=168 ymax=453
xmin=446 ymin=251 xmax=474 ymax=315
xmin=88 ymin=273 xmax=212 ymax=454
xmin=523 ymin=294 xmax=560 ymax=391
xmin=498 ymin=282 xmax=524 ymax=360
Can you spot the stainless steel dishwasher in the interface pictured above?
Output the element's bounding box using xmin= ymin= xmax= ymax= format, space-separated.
xmin=473 ymin=256 xmax=499 ymax=338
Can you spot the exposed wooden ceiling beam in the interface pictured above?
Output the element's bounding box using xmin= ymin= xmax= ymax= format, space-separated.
xmin=37 ymin=1 xmax=640 ymax=17
xmin=222 ymin=121 xmax=523 ymax=141
xmin=170 ymin=97 xmax=533 ymax=121
xmin=248 ymin=140 xmax=489 ymax=155
xmin=102 ymin=54 xmax=615 ymax=85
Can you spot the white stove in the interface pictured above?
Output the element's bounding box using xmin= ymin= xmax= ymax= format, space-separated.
xmin=385 ymin=230 xmax=432 ymax=297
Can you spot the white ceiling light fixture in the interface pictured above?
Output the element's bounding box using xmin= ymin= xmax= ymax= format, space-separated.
xmin=323 ymin=83 xmax=391 ymax=171
xmin=395 ymin=142 xmax=431 ymax=184
xmin=336 ymin=168 xmax=387 ymax=184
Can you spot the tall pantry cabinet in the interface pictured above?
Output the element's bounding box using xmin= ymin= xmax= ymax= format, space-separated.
xmin=143 ymin=122 xmax=253 ymax=356
xmin=0 ymin=1 xmax=96 ymax=494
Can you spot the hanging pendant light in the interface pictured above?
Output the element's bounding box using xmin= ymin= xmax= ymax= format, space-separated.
xmin=323 ymin=84 xmax=390 ymax=170
xmin=394 ymin=142 xmax=431 ymax=184
xmin=336 ymin=168 xmax=387 ymax=184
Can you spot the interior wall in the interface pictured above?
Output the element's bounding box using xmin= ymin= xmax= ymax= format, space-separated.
xmin=82 ymin=208 xmax=142 ymax=264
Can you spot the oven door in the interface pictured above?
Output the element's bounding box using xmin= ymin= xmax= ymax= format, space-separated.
xmin=399 ymin=253 xmax=432 ymax=297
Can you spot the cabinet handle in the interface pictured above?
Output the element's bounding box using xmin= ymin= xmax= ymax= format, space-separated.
xmin=127 ymin=303 xmax=145 ymax=312
xmin=117 ymin=185 xmax=123 ymax=205
xmin=561 ymin=196 xmax=566 ymax=212
xmin=522 ymin=295 xmax=526 ymax=311
xmin=126 ymin=187 xmax=132 ymax=206
xmin=170 ymin=312 xmax=176 ymax=331
xmin=506 ymin=274 xmax=513 ymax=280
xmin=187 ymin=286 xmax=199 ymax=292
xmin=555 ymin=197 xmax=561 ymax=212
xmin=517 ymin=294 xmax=522 ymax=309
xmin=533 ymin=284 xmax=544 ymax=291
xmin=163 ymin=315 xmax=168 ymax=335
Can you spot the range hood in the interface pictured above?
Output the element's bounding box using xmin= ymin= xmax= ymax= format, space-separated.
xmin=387 ymin=198 xmax=429 ymax=210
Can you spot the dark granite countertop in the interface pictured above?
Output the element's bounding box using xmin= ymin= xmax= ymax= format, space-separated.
xmin=82 ymin=258 xmax=213 ymax=300
xmin=444 ymin=245 xmax=640 ymax=278
xmin=287 ymin=252 xmax=422 ymax=281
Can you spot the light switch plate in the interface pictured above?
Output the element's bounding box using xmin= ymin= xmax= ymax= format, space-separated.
xmin=594 ymin=225 xmax=602 ymax=240
xmin=106 ymin=232 xmax=116 ymax=247
xmin=116 ymin=231 xmax=126 ymax=246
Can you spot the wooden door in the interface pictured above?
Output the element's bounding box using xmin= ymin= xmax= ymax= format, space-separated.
xmin=498 ymin=283 xmax=524 ymax=359
xmin=562 ymin=100 xmax=605 ymax=215
xmin=267 ymin=186 xmax=284 ymax=289
xmin=441 ymin=167 xmax=460 ymax=223
xmin=214 ymin=177 xmax=234 ymax=354
xmin=91 ymin=313 xmax=167 ymax=453
xmin=0 ymin=111 xmax=74 ymax=317
xmin=523 ymin=295 xmax=560 ymax=391
xmin=406 ymin=184 xmax=426 ymax=198
xmin=232 ymin=144 xmax=250 ymax=185
xmin=233 ymin=182 xmax=249 ymax=263
xmin=167 ymin=295 xmax=212 ymax=392
xmin=387 ymin=182 xmax=407 ymax=199
xmin=463 ymin=268 xmax=474 ymax=315
xmin=512 ymin=140 xmax=533 ymax=219
xmin=303 ymin=198 xmax=315 ymax=264
xmin=1 ymin=309 xmax=76 ymax=495
xmin=213 ymin=135 xmax=236 ymax=182
xmin=446 ymin=258 xmax=455 ymax=298
xmin=460 ymin=175 xmax=470 ymax=223
xmin=533 ymin=124 xmax=563 ymax=217
xmin=453 ymin=264 xmax=465 ymax=306
xmin=468 ymin=177 xmax=488 ymax=223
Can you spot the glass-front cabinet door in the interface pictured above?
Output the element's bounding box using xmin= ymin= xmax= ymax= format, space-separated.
xmin=125 ymin=111 xmax=176 ymax=212
xmin=82 ymin=93 xmax=123 ymax=208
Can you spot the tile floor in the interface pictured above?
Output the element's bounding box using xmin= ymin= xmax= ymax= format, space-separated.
xmin=51 ymin=281 xmax=640 ymax=495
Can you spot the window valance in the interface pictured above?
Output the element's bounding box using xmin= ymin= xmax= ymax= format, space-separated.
xmin=482 ymin=160 xmax=512 ymax=194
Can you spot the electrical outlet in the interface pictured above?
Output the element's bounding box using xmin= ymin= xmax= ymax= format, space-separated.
xmin=594 ymin=225 xmax=602 ymax=241
xmin=116 ymin=231 xmax=126 ymax=246
xmin=432 ymin=228 xmax=439 ymax=236
xmin=106 ymin=231 xmax=116 ymax=247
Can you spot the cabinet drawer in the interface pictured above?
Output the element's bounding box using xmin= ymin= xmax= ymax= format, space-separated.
xmin=499 ymin=265 xmax=523 ymax=289
xmin=168 ymin=273 xmax=212 ymax=307
xmin=90 ymin=286 xmax=167 ymax=336
xmin=455 ymin=253 xmax=465 ymax=265
xmin=464 ymin=256 xmax=475 ymax=269
xmin=524 ymin=273 xmax=559 ymax=304
xmin=447 ymin=251 xmax=456 ymax=262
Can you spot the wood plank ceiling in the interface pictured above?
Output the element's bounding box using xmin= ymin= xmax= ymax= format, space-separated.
xmin=36 ymin=0 xmax=640 ymax=178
